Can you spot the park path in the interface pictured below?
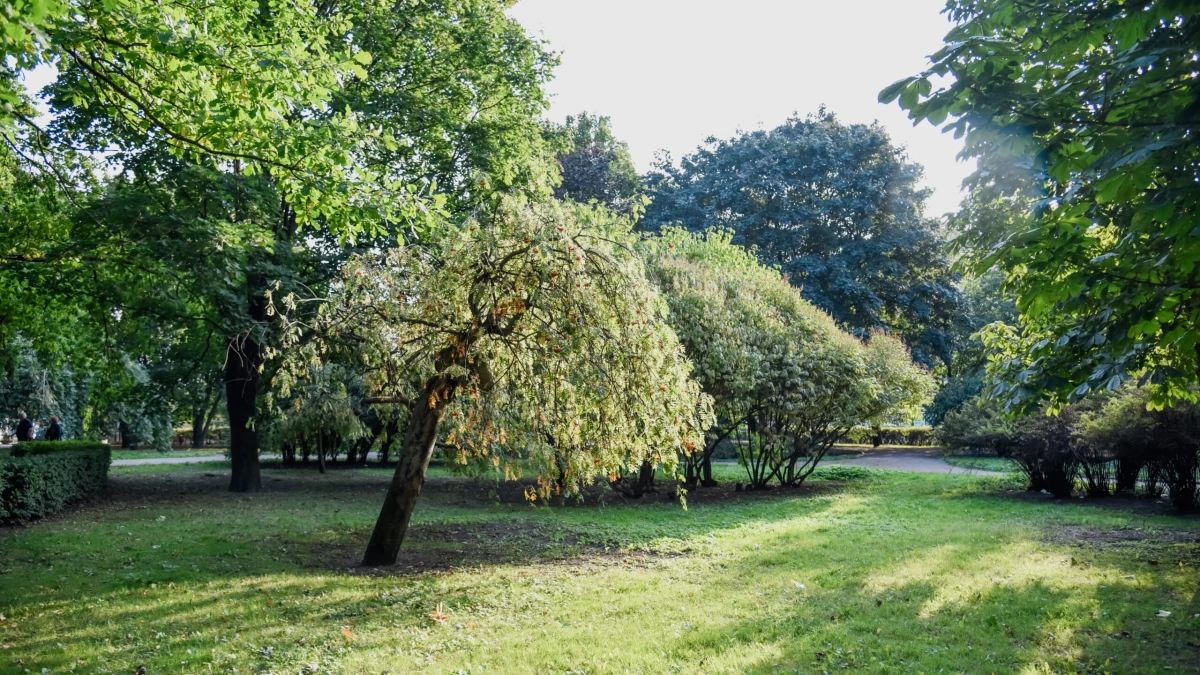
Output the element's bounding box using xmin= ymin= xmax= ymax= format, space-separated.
xmin=108 ymin=447 xmax=1007 ymax=476
xmin=824 ymin=446 xmax=1005 ymax=476
xmin=111 ymin=454 xmax=229 ymax=466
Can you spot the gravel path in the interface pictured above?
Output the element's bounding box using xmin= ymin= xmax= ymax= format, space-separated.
xmin=111 ymin=455 xmax=229 ymax=466
xmin=824 ymin=447 xmax=1006 ymax=476
xmin=108 ymin=447 xmax=1006 ymax=476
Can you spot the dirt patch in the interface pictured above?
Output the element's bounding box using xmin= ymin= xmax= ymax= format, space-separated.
xmin=996 ymin=488 xmax=1200 ymax=518
xmin=1044 ymin=525 xmax=1200 ymax=565
xmin=304 ymin=520 xmax=686 ymax=576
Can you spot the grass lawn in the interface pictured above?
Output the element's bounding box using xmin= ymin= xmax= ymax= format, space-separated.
xmin=942 ymin=456 xmax=1021 ymax=473
xmin=109 ymin=449 xmax=229 ymax=461
xmin=1 ymin=463 xmax=1197 ymax=674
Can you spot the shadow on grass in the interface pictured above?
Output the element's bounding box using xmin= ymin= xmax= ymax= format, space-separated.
xmin=4 ymin=467 xmax=1197 ymax=674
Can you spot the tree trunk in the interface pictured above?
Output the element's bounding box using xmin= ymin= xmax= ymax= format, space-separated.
xmin=701 ymin=453 xmax=716 ymax=487
xmin=192 ymin=383 xmax=224 ymax=449
xmin=378 ymin=418 xmax=398 ymax=465
xmin=192 ymin=407 xmax=206 ymax=449
xmin=361 ymin=373 xmax=458 ymax=567
xmin=119 ymin=420 xmax=135 ymax=449
xmin=226 ymin=335 xmax=263 ymax=493
xmin=317 ymin=433 xmax=326 ymax=474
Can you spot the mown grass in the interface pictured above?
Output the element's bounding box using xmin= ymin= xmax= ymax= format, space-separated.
xmin=109 ymin=449 xmax=229 ymax=461
xmin=942 ymin=456 xmax=1020 ymax=473
xmin=1 ymin=462 xmax=1197 ymax=675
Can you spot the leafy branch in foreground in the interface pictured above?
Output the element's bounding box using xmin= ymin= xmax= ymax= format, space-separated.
xmin=882 ymin=0 xmax=1200 ymax=410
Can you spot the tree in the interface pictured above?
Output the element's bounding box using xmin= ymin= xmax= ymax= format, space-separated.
xmin=643 ymin=227 xmax=829 ymax=486
xmin=550 ymin=112 xmax=643 ymax=214
xmin=882 ymin=0 xmax=1200 ymax=409
xmin=641 ymin=109 xmax=961 ymax=367
xmin=645 ymin=229 xmax=934 ymax=490
xmin=925 ymin=267 xmax=1018 ymax=426
xmin=273 ymin=199 xmax=713 ymax=565
xmin=4 ymin=0 xmax=557 ymax=491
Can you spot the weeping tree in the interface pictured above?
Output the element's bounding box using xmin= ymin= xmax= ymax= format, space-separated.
xmin=273 ymin=199 xmax=713 ymax=566
xmin=273 ymin=364 xmax=367 ymax=472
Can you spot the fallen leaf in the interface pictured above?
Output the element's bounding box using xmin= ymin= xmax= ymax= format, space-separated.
xmin=341 ymin=627 xmax=355 ymax=639
xmin=430 ymin=603 xmax=449 ymax=623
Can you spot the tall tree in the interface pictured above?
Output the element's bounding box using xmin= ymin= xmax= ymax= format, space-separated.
xmin=883 ymin=0 xmax=1200 ymax=409
xmin=641 ymin=110 xmax=961 ymax=367
xmin=5 ymin=0 xmax=557 ymax=490
xmin=549 ymin=112 xmax=643 ymax=214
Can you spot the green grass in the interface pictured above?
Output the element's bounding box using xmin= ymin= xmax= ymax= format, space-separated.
xmin=943 ymin=456 xmax=1021 ymax=473
xmin=109 ymin=448 xmax=229 ymax=461
xmin=2 ymin=464 xmax=1197 ymax=674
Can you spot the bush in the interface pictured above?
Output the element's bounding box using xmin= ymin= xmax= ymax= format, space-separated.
xmin=938 ymin=396 xmax=1095 ymax=498
xmin=1008 ymin=409 xmax=1082 ymax=498
xmin=1080 ymin=387 xmax=1200 ymax=511
xmin=1 ymin=441 xmax=111 ymax=523
xmin=935 ymin=397 xmax=1017 ymax=455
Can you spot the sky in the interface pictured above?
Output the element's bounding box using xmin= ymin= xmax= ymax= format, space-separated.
xmin=508 ymin=0 xmax=975 ymax=217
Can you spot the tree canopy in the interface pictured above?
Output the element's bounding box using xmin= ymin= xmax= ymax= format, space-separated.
xmin=644 ymin=227 xmax=935 ymax=489
xmin=883 ymin=0 xmax=1200 ymax=409
xmin=640 ymin=110 xmax=961 ymax=367
xmin=273 ymin=199 xmax=713 ymax=564
xmin=549 ymin=112 xmax=643 ymax=214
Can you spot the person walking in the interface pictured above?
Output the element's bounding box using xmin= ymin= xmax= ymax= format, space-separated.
xmin=44 ymin=416 xmax=62 ymax=441
xmin=15 ymin=412 xmax=33 ymax=442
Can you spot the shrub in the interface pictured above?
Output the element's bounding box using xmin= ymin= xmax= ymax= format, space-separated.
xmin=935 ymin=397 xmax=1017 ymax=455
xmin=1080 ymin=387 xmax=1200 ymax=511
xmin=1008 ymin=410 xmax=1081 ymax=498
xmin=1 ymin=441 xmax=111 ymax=523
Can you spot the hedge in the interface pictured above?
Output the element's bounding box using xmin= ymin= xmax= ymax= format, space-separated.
xmin=1 ymin=441 xmax=111 ymax=524
xmin=843 ymin=426 xmax=933 ymax=446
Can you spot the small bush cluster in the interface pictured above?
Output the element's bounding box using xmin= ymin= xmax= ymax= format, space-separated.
xmin=843 ymin=426 xmax=933 ymax=447
xmin=1 ymin=441 xmax=111 ymax=523
xmin=939 ymin=389 xmax=1199 ymax=510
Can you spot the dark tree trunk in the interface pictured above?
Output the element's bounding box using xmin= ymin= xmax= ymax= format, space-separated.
xmin=225 ymin=335 xmax=263 ymax=493
xmin=361 ymin=373 xmax=458 ymax=567
xmin=119 ymin=420 xmax=135 ymax=449
xmin=636 ymin=460 xmax=656 ymax=496
xmin=378 ymin=418 xmax=399 ymax=465
xmin=192 ymin=384 xmax=223 ymax=449
xmin=701 ymin=454 xmax=715 ymax=487
xmin=317 ymin=433 xmax=326 ymax=474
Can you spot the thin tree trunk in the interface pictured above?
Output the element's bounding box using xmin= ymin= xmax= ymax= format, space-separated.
xmin=226 ymin=335 xmax=263 ymax=493
xmin=361 ymin=373 xmax=457 ymax=566
xmin=192 ymin=382 xmax=224 ymax=449
xmin=317 ymin=433 xmax=326 ymax=474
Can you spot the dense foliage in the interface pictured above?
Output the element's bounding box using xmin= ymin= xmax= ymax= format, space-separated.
xmin=550 ymin=112 xmax=643 ymax=214
xmin=941 ymin=388 xmax=1198 ymax=510
xmin=644 ymin=229 xmax=934 ymax=489
xmin=274 ymin=199 xmax=713 ymax=563
xmin=0 ymin=440 xmax=110 ymax=523
xmin=641 ymin=110 xmax=961 ymax=367
xmin=1 ymin=0 xmax=557 ymax=491
xmin=884 ymin=0 xmax=1200 ymax=409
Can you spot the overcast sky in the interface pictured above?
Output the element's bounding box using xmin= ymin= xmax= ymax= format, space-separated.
xmin=509 ymin=0 xmax=974 ymax=217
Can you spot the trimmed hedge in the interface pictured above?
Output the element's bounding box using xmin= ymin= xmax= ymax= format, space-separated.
xmin=844 ymin=426 xmax=933 ymax=447
xmin=1 ymin=441 xmax=111 ymax=523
